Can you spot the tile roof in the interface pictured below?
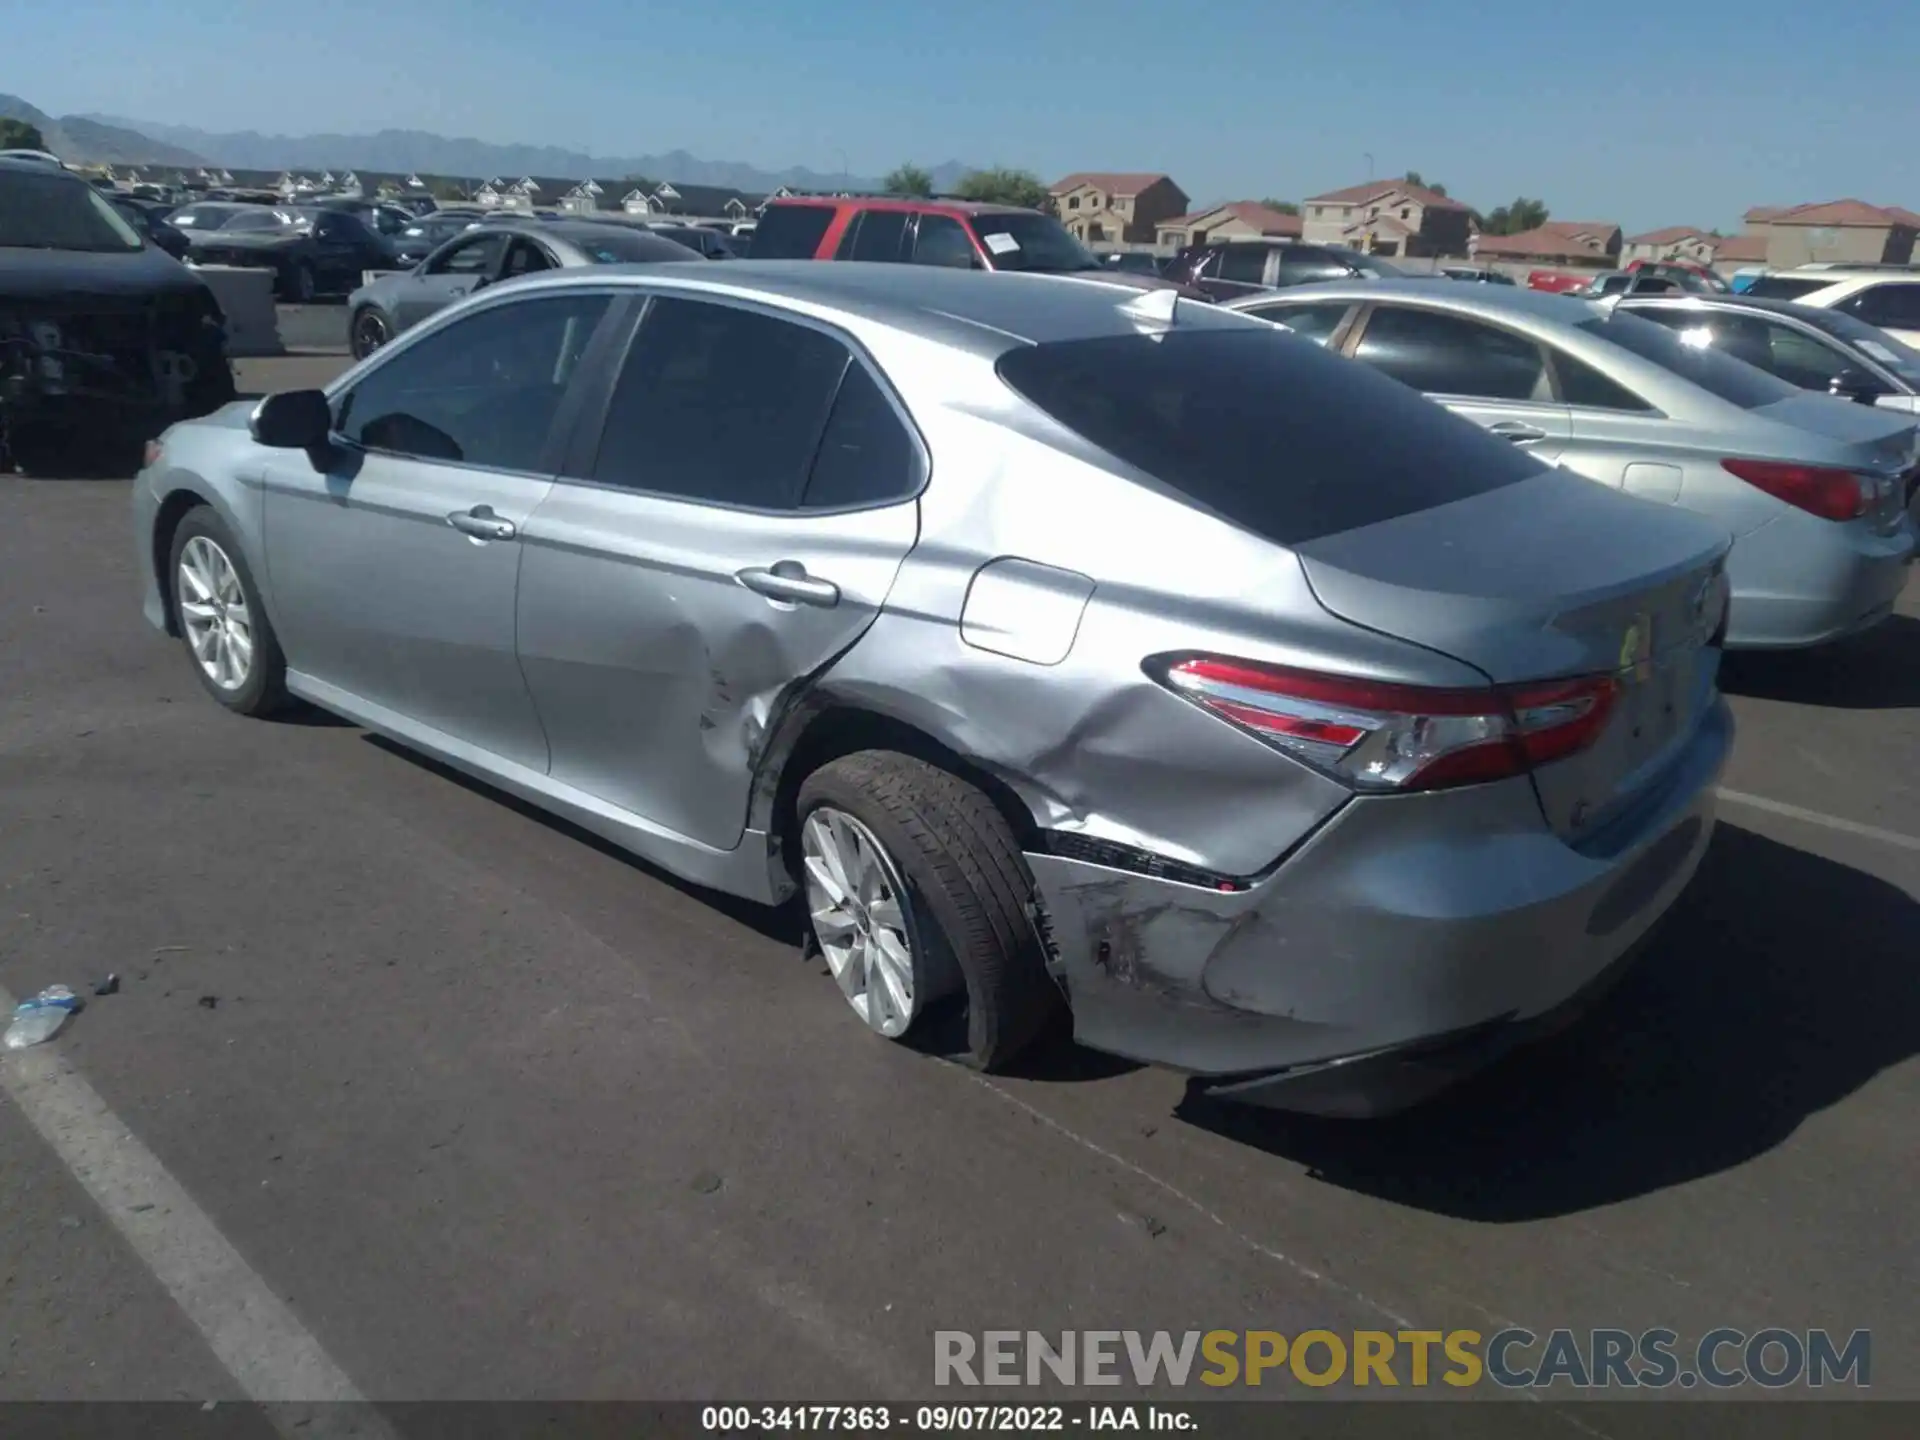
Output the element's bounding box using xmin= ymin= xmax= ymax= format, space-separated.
xmin=1710 ymin=234 xmax=1769 ymax=263
xmin=1744 ymin=205 xmax=1790 ymax=224
xmin=1304 ymin=179 xmax=1469 ymax=212
xmin=1472 ymin=221 xmax=1619 ymax=260
xmin=1164 ymin=200 xmax=1302 ymax=236
xmin=1770 ymin=199 xmax=1912 ymax=228
xmin=1049 ymin=172 xmax=1174 ymax=196
xmin=1626 ymin=225 xmax=1710 ymax=246
xmin=1342 ymin=214 xmax=1415 ymax=238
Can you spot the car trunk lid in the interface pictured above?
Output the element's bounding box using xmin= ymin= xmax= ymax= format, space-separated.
xmin=1747 ymin=392 xmax=1917 ymax=532
xmin=1295 ymin=470 xmax=1731 ymax=842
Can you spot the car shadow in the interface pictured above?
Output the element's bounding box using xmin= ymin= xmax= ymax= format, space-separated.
xmin=277 ymin=701 xmax=356 ymax=728
xmin=1172 ymin=822 xmax=1920 ymax=1221
xmin=1720 ymin=612 xmax=1920 ymax=709
xmin=358 ymin=733 xmax=802 ymax=946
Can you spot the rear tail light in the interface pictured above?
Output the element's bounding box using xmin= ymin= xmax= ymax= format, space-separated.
xmin=1153 ymin=656 xmax=1617 ymax=793
xmin=1721 ymin=458 xmax=1869 ymax=521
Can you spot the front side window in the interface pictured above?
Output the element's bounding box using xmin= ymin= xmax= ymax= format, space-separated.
xmin=748 ymin=203 xmax=835 ymax=259
xmin=587 ymin=297 xmax=853 ymax=509
xmin=335 ymin=293 xmax=611 ymax=471
xmin=912 ymin=214 xmax=977 ymax=269
xmin=1215 ymin=245 xmax=1269 ymax=284
xmin=430 ymin=233 xmax=507 ymax=275
xmin=1352 ymin=306 xmax=1551 ymax=401
xmin=1627 ymin=306 xmax=1847 ymax=392
xmin=501 ymin=238 xmax=556 ymax=278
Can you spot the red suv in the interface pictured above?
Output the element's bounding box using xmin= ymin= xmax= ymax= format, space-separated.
xmin=749 ymin=195 xmax=1201 ymax=297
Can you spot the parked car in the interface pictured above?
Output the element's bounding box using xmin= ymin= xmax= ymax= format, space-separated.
xmin=0 ymin=155 xmax=234 ymax=473
xmin=108 ymin=194 xmax=191 ymax=259
xmin=1439 ymin=264 xmax=1515 ymax=284
xmin=300 ymin=195 xmax=421 ymax=247
xmin=1227 ymin=280 xmax=1914 ymax=650
xmin=390 ymin=212 xmax=484 ymax=267
xmin=1526 ymin=270 xmax=1594 ymax=294
xmin=344 ymin=218 xmax=700 ymax=357
xmin=1098 ymin=251 xmax=1166 ymax=276
xmin=749 ymin=195 xmax=1208 ymax=299
xmin=183 ymin=205 xmax=395 ymax=301
xmin=165 ymin=200 xmax=271 ymax=232
xmin=395 ymin=195 xmax=440 ymax=217
xmin=132 ymin=263 xmax=1734 ymax=1117
xmin=640 ymin=223 xmax=737 ymax=259
xmin=1167 ymin=240 xmax=1402 ymax=302
xmin=1742 ymin=266 xmax=1920 ymax=348
xmin=1623 ymin=259 xmax=1729 ymax=293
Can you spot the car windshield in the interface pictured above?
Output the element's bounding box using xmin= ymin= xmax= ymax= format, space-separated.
xmin=967 ymin=212 xmax=1102 ymax=273
xmin=1578 ymin=310 xmax=1802 ymax=409
xmin=0 ymin=167 xmax=144 ymax=252
xmin=1792 ymin=306 xmax=1920 ymax=384
xmin=220 ymin=208 xmax=307 ymax=233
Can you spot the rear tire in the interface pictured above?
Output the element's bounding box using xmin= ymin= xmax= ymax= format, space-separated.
xmin=168 ymin=507 xmax=290 ymax=717
xmin=350 ymin=307 xmax=391 ymax=360
xmin=796 ymin=752 xmax=1061 ymax=1070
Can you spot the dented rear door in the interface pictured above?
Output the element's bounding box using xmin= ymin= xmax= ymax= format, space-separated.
xmin=513 ymin=294 xmax=922 ymax=850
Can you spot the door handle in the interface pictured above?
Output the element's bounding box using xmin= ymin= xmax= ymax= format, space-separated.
xmin=736 ymin=561 xmax=840 ymax=608
xmin=446 ymin=505 xmax=517 ymax=541
xmin=1487 ymin=421 xmax=1548 ymax=444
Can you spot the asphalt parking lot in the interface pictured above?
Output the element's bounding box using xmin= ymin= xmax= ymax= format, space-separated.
xmin=2 ymin=333 xmax=1917 ymax=1416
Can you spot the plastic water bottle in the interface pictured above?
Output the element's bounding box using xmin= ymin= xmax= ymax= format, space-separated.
xmin=4 ymin=986 xmax=81 ymax=1049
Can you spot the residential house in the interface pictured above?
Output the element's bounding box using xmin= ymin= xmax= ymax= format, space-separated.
xmin=1300 ymin=180 xmax=1472 ymax=258
xmin=1707 ymin=233 xmax=1768 ymax=276
xmin=1156 ymin=201 xmax=1302 ymax=250
xmin=1471 ymin=220 xmax=1622 ymax=271
xmin=1050 ymin=172 xmax=1191 ymax=245
xmin=614 ymin=181 xmax=762 ymax=219
xmin=1743 ymin=200 xmax=1918 ymax=268
xmin=1622 ymin=226 xmax=1719 ymax=266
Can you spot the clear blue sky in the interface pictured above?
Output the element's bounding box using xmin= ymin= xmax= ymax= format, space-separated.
xmin=9 ymin=0 xmax=1918 ymax=231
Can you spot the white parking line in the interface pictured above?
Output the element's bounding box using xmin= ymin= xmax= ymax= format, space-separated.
xmin=0 ymin=983 xmax=393 ymax=1438
xmin=1716 ymin=789 xmax=1920 ymax=855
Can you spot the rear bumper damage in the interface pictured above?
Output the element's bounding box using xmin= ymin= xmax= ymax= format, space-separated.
xmin=0 ymin=300 xmax=236 ymax=439
xmin=1026 ymin=696 xmax=1732 ymax=1118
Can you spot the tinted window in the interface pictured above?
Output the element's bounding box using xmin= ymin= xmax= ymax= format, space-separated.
xmin=1353 ymin=307 xmax=1551 ymax=401
xmin=1575 ymin=312 xmax=1800 ymax=409
xmin=1552 ymin=351 xmax=1652 ymax=411
xmin=842 ymin=209 xmax=909 ymax=262
xmin=371 ymin=207 xmax=409 ymax=236
xmin=1277 ymin=253 xmax=1356 ymax=286
xmin=912 ymin=213 xmax=976 ymax=268
xmin=501 ymin=238 xmax=555 ymax=277
xmin=315 ymin=213 xmax=370 ymax=243
xmin=589 ymin=298 xmax=851 ymax=509
xmin=749 ymin=203 xmax=835 ymax=259
xmin=1792 ymin=306 xmax=1920 ymax=384
xmin=432 ymin=233 xmax=507 ymax=275
xmin=0 ymin=169 xmax=142 ymax=252
xmin=1247 ymin=301 xmax=1351 ymax=346
xmin=1744 ymin=276 xmax=1829 ymax=301
xmin=996 ymin=330 xmax=1544 ymax=548
xmin=802 ymin=364 xmax=921 ymax=509
xmin=1843 ymin=283 xmax=1920 ymax=331
xmin=1215 ymin=246 xmax=1269 ymax=284
xmin=336 ymin=293 xmax=609 ymax=470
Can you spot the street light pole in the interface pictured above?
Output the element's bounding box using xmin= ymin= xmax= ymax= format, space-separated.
xmin=1364 ymin=152 xmax=1374 ymax=181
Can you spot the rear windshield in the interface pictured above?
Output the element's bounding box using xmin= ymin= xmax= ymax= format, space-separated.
xmin=1744 ymin=276 xmax=1830 ymax=301
xmin=1577 ymin=311 xmax=1801 ymax=409
xmin=996 ymin=330 xmax=1546 ymax=547
xmin=0 ymin=168 xmax=143 ymax=252
xmin=749 ymin=203 xmax=835 ymax=259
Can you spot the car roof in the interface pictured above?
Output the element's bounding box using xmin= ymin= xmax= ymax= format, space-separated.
xmin=1223 ymin=276 xmax=1607 ymax=323
xmin=513 ymin=259 xmax=1268 ymax=353
xmin=763 ymin=194 xmax=1040 ymax=219
xmin=1614 ymin=292 xmax=1833 ymax=322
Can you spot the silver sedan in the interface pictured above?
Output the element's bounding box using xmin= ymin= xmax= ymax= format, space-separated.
xmin=1230 ymin=281 xmax=1916 ymax=650
xmin=132 ymin=265 xmax=1732 ymax=1117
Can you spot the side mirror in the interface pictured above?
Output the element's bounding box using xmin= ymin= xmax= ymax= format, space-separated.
xmin=1829 ymin=368 xmax=1884 ymax=404
xmin=250 ymin=389 xmax=333 ymax=450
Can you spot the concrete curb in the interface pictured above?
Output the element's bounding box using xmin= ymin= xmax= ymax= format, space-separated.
xmin=189 ymin=265 xmax=285 ymax=359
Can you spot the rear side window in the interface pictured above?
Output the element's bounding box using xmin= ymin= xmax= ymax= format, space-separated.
xmin=1552 ymin=350 xmax=1652 ymax=411
xmin=1245 ymin=301 xmax=1351 ymax=345
xmin=1576 ymin=312 xmax=1800 ymax=409
xmin=1744 ymin=276 xmax=1829 ymax=301
xmin=748 ymin=203 xmax=835 ymax=259
xmin=996 ymin=330 xmax=1545 ymax=548
xmin=588 ymin=297 xmax=851 ymax=509
xmin=801 ymin=364 xmax=922 ymax=510
xmin=838 ymin=209 xmax=910 ymax=262
xmin=1215 ymin=246 xmax=1268 ymax=284
xmin=1352 ymin=306 xmax=1551 ymax=401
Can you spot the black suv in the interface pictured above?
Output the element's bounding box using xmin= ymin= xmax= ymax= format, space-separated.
xmin=1169 ymin=240 xmax=1405 ymax=302
xmin=1 ymin=157 xmax=235 ymax=474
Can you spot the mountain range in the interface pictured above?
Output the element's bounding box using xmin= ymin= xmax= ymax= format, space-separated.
xmin=0 ymin=94 xmax=209 ymax=166
xmin=75 ymin=108 xmax=978 ymax=194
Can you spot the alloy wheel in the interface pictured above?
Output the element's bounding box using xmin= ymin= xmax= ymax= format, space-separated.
xmin=353 ymin=310 xmax=390 ymax=357
xmin=801 ymin=806 xmax=919 ymax=1038
xmin=177 ymin=535 xmax=254 ymax=691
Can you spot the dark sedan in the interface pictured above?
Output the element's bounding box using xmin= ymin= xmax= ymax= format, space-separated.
xmin=344 ymin=218 xmax=701 ymax=357
xmin=184 ymin=206 xmax=397 ymax=301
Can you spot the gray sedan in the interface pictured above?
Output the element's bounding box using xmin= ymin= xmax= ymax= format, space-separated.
xmin=132 ymin=264 xmax=1734 ymax=1117
xmin=1229 ymin=281 xmax=1916 ymax=650
xmin=345 ymin=219 xmax=700 ymax=358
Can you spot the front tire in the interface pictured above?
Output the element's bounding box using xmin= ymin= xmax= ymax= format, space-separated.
xmin=350 ymin=307 xmax=391 ymax=359
xmin=797 ymin=752 xmax=1061 ymax=1070
xmin=168 ymin=508 xmax=289 ymax=717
